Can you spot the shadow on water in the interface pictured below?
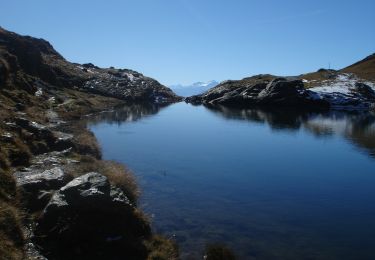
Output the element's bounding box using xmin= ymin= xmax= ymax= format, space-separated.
xmin=205 ymin=105 xmax=375 ymax=158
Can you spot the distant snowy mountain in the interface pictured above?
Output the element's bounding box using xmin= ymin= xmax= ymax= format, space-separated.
xmin=170 ymin=80 xmax=219 ymax=97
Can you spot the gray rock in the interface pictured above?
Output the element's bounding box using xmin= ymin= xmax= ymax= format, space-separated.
xmin=258 ymin=78 xmax=303 ymax=100
xmin=15 ymin=167 xmax=69 ymax=211
xmin=16 ymin=167 xmax=65 ymax=188
xmin=35 ymin=172 xmax=150 ymax=259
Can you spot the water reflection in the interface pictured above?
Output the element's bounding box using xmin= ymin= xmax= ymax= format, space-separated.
xmin=87 ymin=102 xmax=165 ymax=126
xmin=205 ymin=105 xmax=375 ymax=158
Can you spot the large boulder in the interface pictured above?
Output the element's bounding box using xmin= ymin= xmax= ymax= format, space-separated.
xmin=257 ymin=78 xmax=304 ymax=103
xmin=35 ymin=172 xmax=151 ymax=259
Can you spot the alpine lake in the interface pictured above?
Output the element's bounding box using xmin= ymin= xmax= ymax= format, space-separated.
xmin=88 ymin=102 xmax=375 ymax=260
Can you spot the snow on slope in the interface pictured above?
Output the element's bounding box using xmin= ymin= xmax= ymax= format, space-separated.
xmin=170 ymin=80 xmax=219 ymax=97
xmin=305 ymin=73 xmax=375 ymax=110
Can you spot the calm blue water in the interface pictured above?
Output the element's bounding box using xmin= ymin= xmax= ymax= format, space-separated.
xmin=88 ymin=103 xmax=375 ymax=259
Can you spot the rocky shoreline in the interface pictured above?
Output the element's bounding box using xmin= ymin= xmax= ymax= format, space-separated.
xmin=5 ymin=96 xmax=179 ymax=259
xmin=0 ymin=27 xmax=180 ymax=259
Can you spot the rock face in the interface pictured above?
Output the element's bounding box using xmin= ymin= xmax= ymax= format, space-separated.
xmin=35 ymin=172 xmax=150 ymax=259
xmin=186 ymin=76 xmax=330 ymax=109
xmin=0 ymin=27 xmax=181 ymax=103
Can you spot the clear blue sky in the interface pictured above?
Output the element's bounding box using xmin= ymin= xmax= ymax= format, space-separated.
xmin=1 ymin=0 xmax=374 ymax=85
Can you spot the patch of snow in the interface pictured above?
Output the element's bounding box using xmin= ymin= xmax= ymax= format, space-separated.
xmin=35 ymin=88 xmax=43 ymax=97
xmin=310 ymin=73 xmax=375 ymax=95
xmin=307 ymin=73 xmax=375 ymax=111
xmin=124 ymin=73 xmax=136 ymax=82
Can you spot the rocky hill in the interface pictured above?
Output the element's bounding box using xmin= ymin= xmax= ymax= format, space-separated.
xmin=0 ymin=27 xmax=181 ymax=103
xmin=341 ymin=53 xmax=375 ymax=81
xmin=186 ymin=55 xmax=375 ymax=111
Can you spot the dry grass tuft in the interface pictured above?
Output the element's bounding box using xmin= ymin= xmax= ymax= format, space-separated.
xmin=0 ymin=169 xmax=17 ymax=202
xmin=145 ymin=235 xmax=179 ymax=260
xmin=73 ymin=129 xmax=102 ymax=159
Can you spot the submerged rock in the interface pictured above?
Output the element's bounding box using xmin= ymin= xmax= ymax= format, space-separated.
xmin=35 ymin=172 xmax=150 ymax=259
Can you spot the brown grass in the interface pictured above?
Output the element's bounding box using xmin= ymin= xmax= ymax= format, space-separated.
xmin=72 ymin=128 xmax=102 ymax=159
xmin=0 ymin=170 xmax=16 ymax=202
xmin=0 ymin=202 xmax=25 ymax=260
xmin=341 ymin=53 xmax=375 ymax=82
xmin=299 ymin=69 xmax=337 ymax=88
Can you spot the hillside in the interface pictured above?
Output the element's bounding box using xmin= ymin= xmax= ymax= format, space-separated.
xmin=341 ymin=53 xmax=375 ymax=81
xmin=0 ymin=27 xmax=181 ymax=103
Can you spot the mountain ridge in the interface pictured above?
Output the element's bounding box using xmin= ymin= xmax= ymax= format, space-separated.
xmin=170 ymin=80 xmax=219 ymax=97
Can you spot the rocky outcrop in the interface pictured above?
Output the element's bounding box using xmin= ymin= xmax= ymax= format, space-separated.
xmin=79 ymin=66 xmax=180 ymax=103
xmin=186 ymin=74 xmax=375 ymax=111
xmin=186 ymin=77 xmax=330 ymax=109
xmin=0 ymin=27 xmax=181 ymax=103
xmin=35 ymin=172 xmax=150 ymax=259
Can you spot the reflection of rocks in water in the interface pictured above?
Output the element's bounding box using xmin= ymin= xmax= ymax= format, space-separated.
xmin=206 ymin=105 xmax=375 ymax=158
xmin=86 ymin=103 xmax=166 ymax=126
xmin=206 ymin=105 xmax=315 ymax=131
